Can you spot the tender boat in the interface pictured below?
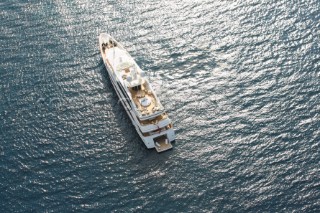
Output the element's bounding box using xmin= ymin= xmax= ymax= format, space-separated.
xmin=99 ymin=33 xmax=175 ymax=152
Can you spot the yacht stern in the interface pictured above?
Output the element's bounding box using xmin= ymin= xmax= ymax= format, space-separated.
xmin=154 ymin=135 xmax=173 ymax=153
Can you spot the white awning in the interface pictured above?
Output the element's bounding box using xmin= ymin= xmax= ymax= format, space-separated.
xmin=116 ymin=61 xmax=134 ymax=71
xmin=127 ymin=77 xmax=144 ymax=87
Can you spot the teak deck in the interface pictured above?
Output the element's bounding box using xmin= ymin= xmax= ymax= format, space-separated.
xmin=128 ymin=83 xmax=158 ymax=116
xmin=154 ymin=135 xmax=172 ymax=153
xmin=139 ymin=113 xmax=167 ymax=125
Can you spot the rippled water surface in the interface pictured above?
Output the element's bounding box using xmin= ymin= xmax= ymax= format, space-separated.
xmin=1 ymin=0 xmax=320 ymax=212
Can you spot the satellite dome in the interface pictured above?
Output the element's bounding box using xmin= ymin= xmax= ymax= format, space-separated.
xmin=140 ymin=71 xmax=146 ymax=77
xmin=127 ymin=75 xmax=132 ymax=82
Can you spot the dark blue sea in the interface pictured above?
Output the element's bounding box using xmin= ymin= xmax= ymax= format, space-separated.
xmin=1 ymin=0 xmax=319 ymax=212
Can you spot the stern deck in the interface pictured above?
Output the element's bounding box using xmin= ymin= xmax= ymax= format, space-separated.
xmin=154 ymin=135 xmax=172 ymax=153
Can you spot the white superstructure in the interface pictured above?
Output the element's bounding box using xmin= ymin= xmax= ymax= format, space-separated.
xmin=99 ymin=33 xmax=175 ymax=152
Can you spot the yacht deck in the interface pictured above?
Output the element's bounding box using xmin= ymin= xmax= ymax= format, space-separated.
xmin=139 ymin=113 xmax=168 ymax=125
xmin=154 ymin=135 xmax=173 ymax=153
xmin=128 ymin=83 xmax=160 ymax=116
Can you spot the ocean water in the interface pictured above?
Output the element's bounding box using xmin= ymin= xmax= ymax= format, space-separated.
xmin=0 ymin=0 xmax=319 ymax=212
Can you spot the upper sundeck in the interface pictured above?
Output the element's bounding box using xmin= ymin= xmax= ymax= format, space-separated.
xmin=103 ymin=43 xmax=165 ymax=121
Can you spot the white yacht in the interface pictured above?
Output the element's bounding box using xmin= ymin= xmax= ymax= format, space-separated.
xmin=99 ymin=33 xmax=175 ymax=152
